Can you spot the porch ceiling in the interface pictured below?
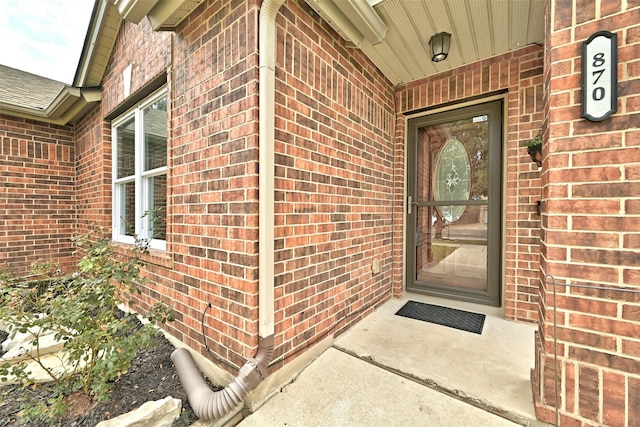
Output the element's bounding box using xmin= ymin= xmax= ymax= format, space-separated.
xmin=309 ymin=0 xmax=545 ymax=86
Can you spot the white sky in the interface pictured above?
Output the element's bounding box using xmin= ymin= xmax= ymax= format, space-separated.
xmin=0 ymin=1 xmax=94 ymax=84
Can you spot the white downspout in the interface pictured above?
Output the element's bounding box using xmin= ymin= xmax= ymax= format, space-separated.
xmin=258 ymin=0 xmax=284 ymax=340
xmin=171 ymin=0 xmax=284 ymax=420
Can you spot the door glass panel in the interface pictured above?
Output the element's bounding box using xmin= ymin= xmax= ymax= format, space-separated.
xmin=415 ymin=114 xmax=489 ymax=293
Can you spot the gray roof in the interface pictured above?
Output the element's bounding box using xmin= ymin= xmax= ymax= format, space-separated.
xmin=0 ymin=65 xmax=66 ymax=110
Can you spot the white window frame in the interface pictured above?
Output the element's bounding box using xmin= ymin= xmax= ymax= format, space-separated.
xmin=112 ymin=87 xmax=168 ymax=251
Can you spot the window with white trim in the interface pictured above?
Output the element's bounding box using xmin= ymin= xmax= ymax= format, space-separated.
xmin=112 ymin=88 xmax=167 ymax=251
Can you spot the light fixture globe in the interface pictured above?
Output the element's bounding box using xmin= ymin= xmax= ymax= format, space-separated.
xmin=430 ymin=32 xmax=452 ymax=62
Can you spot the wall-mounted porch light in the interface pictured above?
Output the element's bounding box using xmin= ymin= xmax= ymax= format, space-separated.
xmin=430 ymin=32 xmax=452 ymax=62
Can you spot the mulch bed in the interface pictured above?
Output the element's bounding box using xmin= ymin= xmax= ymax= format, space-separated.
xmin=0 ymin=330 xmax=217 ymax=427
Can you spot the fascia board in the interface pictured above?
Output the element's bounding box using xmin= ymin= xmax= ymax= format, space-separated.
xmin=147 ymin=0 xmax=204 ymax=31
xmin=114 ymin=0 xmax=160 ymax=24
xmin=305 ymin=0 xmax=364 ymax=47
xmin=75 ymin=0 xmax=122 ymax=87
xmin=47 ymin=87 xmax=82 ymax=119
xmin=334 ymin=0 xmax=387 ymax=45
xmin=0 ymin=88 xmax=102 ymax=126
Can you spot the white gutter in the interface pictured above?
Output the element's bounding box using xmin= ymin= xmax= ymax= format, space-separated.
xmin=0 ymin=87 xmax=102 ymax=125
xmin=171 ymin=0 xmax=283 ymax=420
xmin=113 ymin=0 xmax=160 ymax=23
xmin=305 ymin=0 xmax=388 ymax=47
xmin=306 ymin=0 xmax=364 ymax=47
xmin=333 ymin=0 xmax=387 ymax=44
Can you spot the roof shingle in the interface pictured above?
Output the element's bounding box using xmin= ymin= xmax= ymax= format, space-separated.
xmin=0 ymin=65 xmax=67 ymax=110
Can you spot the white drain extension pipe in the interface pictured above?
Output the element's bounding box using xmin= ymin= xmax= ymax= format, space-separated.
xmin=171 ymin=0 xmax=284 ymax=420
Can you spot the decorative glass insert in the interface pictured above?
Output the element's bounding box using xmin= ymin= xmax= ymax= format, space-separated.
xmin=434 ymin=138 xmax=471 ymax=223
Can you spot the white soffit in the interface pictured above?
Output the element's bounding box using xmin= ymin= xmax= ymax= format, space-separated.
xmin=307 ymin=0 xmax=545 ymax=85
xmin=75 ymin=0 xmax=124 ymax=87
xmin=147 ymin=0 xmax=205 ymax=31
xmin=112 ymin=0 xmax=204 ymax=31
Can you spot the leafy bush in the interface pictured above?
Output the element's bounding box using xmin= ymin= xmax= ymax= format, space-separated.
xmin=0 ymin=228 xmax=174 ymax=423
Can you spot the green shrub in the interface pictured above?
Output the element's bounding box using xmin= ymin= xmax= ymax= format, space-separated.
xmin=0 ymin=228 xmax=174 ymax=423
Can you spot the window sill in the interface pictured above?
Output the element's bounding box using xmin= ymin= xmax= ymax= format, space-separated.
xmin=113 ymin=242 xmax=173 ymax=269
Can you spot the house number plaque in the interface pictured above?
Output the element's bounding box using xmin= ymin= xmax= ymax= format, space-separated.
xmin=581 ymin=31 xmax=617 ymax=122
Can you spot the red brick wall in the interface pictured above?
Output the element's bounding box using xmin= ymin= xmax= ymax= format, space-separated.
xmin=71 ymin=0 xmax=397 ymax=372
xmin=533 ymin=2 xmax=640 ymax=425
xmin=271 ymin=0 xmax=395 ymax=366
xmin=0 ymin=115 xmax=76 ymax=274
xmin=396 ymin=45 xmax=545 ymax=322
xmin=75 ymin=104 xmax=111 ymax=235
xmin=166 ymin=0 xmax=262 ymax=368
xmin=102 ymin=20 xmax=172 ymax=114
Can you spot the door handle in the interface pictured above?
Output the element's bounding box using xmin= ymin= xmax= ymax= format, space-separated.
xmin=407 ymin=196 xmax=418 ymax=214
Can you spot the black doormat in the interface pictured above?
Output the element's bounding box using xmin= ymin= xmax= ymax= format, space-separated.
xmin=395 ymin=301 xmax=486 ymax=334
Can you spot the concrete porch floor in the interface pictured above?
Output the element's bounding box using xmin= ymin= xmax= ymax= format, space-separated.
xmin=239 ymin=293 xmax=549 ymax=427
xmin=334 ymin=293 xmax=543 ymax=425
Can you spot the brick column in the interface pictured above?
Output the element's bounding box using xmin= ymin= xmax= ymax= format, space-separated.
xmin=533 ymin=2 xmax=640 ymax=425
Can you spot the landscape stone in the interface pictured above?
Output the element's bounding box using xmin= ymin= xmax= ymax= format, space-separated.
xmin=0 ymin=351 xmax=83 ymax=385
xmin=1 ymin=328 xmax=66 ymax=360
xmin=94 ymin=396 xmax=181 ymax=427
